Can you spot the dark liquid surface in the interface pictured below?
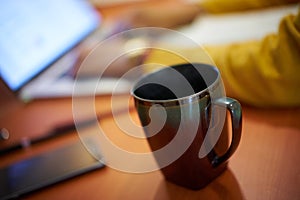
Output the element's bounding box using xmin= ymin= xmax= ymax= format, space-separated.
xmin=133 ymin=64 xmax=216 ymax=101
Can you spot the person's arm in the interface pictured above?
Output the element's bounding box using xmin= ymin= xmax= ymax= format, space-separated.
xmin=199 ymin=0 xmax=299 ymax=14
xmin=204 ymin=8 xmax=300 ymax=107
xmin=116 ymin=0 xmax=299 ymax=29
xmin=145 ymin=8 xmax=300 ymax=107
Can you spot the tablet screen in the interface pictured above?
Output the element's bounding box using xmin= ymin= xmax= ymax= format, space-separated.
xmin=0 ymin=141 xmax=104 ymax=199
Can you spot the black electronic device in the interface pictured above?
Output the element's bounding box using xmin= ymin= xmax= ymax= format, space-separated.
xmin=0 ymin=141 xmax=104 ymax=200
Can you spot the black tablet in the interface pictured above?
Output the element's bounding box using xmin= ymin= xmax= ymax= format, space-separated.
xmin=0 ymin=141 xmax=105 ymax=200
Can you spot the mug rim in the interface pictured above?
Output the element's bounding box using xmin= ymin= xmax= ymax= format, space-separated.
xmin=131 ymin=63 xmax=221 ymax=105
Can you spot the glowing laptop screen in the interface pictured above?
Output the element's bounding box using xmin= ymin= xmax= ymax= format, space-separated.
xmin=0 ymin=0 xmax=100 ymax=91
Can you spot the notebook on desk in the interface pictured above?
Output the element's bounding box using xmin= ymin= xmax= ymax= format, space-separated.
xmin=0 ymin=0 xmax=131 ymax=101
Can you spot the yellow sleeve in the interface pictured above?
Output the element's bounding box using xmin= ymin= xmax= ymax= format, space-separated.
xmin=144 ymin=8 xmax=300 ymax=107
xmin=205 ymin=8 xmax=300 ymax=107
xmin=199 ymin=0 xmax=299 ymax=14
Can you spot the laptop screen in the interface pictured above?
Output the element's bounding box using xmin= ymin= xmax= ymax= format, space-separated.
xmin=0 ymin=0 xmax=100 ymax=91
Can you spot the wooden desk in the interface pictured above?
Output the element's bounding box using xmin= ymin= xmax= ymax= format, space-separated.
xmin=1 ymin=2 xmax=300 ymax=199
xmin=0 ymin=79 xmax=300 ymax=199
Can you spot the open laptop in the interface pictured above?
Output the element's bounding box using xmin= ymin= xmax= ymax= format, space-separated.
xmin=0 ymin=0 xmax=131 ymax=101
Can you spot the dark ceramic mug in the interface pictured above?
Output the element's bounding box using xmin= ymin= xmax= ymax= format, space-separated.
xmin=131 ymin=63 xmax=242 ymax=190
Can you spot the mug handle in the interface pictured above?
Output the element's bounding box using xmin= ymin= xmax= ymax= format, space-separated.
xmin=212 ymin=97 xmax=242 ymax=167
